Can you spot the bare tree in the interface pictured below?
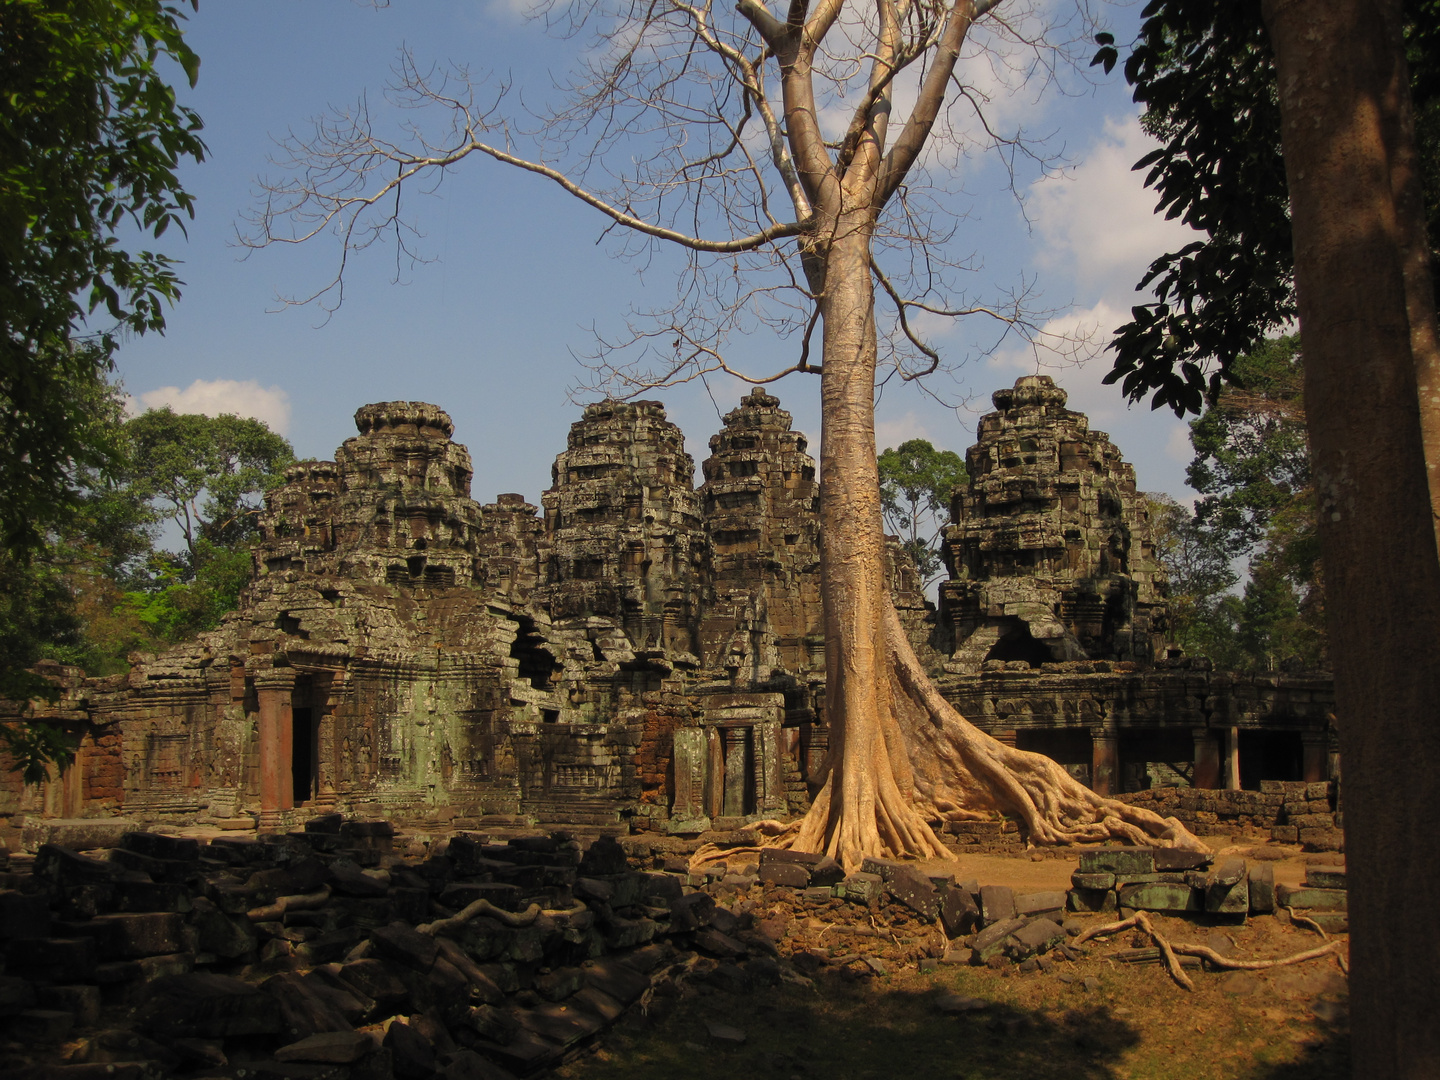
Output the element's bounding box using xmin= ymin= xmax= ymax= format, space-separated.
xmin=245 ymin=0 xmax=1203 ymax=868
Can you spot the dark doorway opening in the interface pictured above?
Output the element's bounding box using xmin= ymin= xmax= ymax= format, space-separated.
xmin=292 ymin=706 xmax=316 ymax=805
xmin=1016 ymin=728 xmax=1092 ymax=788
xmin=1238 ymin=730 xmax=1303 ymax=789
xmin=1118 ymin=728 xmax=1195 ymax=792
xmin=985 ymin=622 xmax=1053 ymax=667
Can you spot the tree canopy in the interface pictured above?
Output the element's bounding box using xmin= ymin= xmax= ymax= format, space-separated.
xmin=878 ymin=439 xmax=967 ymax=584
xmin=0 ymin=0 xmax=206 ymax=555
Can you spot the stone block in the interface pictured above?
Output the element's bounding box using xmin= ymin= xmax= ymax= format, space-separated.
xmin=276 ymin=1031 xmax=375 ymax=1064
xmin=810 ymin=856 xmax=845 ymax=888
xmin=1115 ymin=882 xmax=1201 ymax=913
xmin=757 ymin=861 xmax=810 ymax=889
xmin=1205 ymin=875 xmax=1249 ymax=916
xmin=838 ymin=872 xmax=884 ymax=908
xmin=1248 ymin=863 xmax=1276 ymax=914
xmin=1067 ymin=888 xmax=1116 ymax=914
xmin=5 ymin=937 xmax=97 ymax=984
xmin=1270 ymin=826 xmax=1300 ymax=843
xmin=386 ymin=1019 xmax=438 ymax=1080
xmin=265 ymin=970 xmax=356 ymax=1038
xmin=886 ymin=866 xmax=940 ymax=919
xmin=88 ymin=912 xmax=185 ymax=959
xmin=971 ymin=916 xmax=1026 ymax=962
xmin=1014 ymin=891 xmax=1066 ymax=918
xmin=760 ymin=848 xmax=824 ymax=867
xmin=112 ymin=880 xmax=190 ymax=914
xmin=119 ymin=831 xmax=200 ymax=862
xmin=22 ymin=820 xmax=137 ymax=854
xmin=1078 ymin=848 xmax=1155 ymax=876
xmin=859 ymin=856 xmax=905 ymax=881
xmin=1070 ymin=872 xmax=1114 ymax=890
xmin=939 ymin=884 xmax=979 ymax=939
xmin=0 ymin=890 xmax=51 ymax=940
xmin=978 ymin=885 xmax=1016 ymax=925
xmin=37 ymin=984 xmax=101 ymax=1027
xmin=1305 ymin=865 xmax=1347 ymax=890
xmin=135 ymin=973 xmax=282 ymax=1038
xmin=1299 ymin=828 xmax=1344 ymax=852
xmin=1275 ymin=885 xmax=1348 ymax=912
xmin=369 ymin=923 xmax=438 ymax=972
xmin=1004 ymin=918 xmax=1066 ymax=960
xmin=669 ymin=891 xmax=716 ymax=932
xmin=1304 ymin=782 xmax=1331 ymax=801
xmin=1152 ymin=848 xmax=1212 ymax=872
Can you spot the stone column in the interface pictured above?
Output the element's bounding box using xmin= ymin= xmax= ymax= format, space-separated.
xmin=1091 ymin=730 xmax=1118 ymax=796
xmin=1192 ymin=729 xmax=1222 ymax=789
xmin=723 ymin=728 xmax=749 ymax=817
xmin=706 ymin=726 xmax=724 ymax=819
xmin=670 ymin=728 xmax=708 ymax=823
xmin=1301 ymin=731 xmax=1328 ymax=783
xmin=757 ymin=721 xmax=786 ymax=814
xmin=1225 ymin=725 xmax=1242 ymax=790
xmin=255 ymin=669 xmax=295 ymax=831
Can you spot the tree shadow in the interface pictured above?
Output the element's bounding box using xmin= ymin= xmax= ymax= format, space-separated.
xmin=566 ymin=971 xmax=1144 ymax=1080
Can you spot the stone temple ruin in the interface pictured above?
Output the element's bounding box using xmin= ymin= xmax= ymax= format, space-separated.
xmin=1 ymin=377 xmax=1337 ymax=847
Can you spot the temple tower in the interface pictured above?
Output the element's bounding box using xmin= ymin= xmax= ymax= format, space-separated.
xmin=940 ymin=375 xmax=1168 ymax=672
xmin=697 ymin=388 xmax=823 ymax=680
xmin=539 ymin=400 xmax=706 ymax=659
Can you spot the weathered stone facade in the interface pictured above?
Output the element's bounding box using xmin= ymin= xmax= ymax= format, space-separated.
xmin=0 ymin=379 xmax=1336 ymax=845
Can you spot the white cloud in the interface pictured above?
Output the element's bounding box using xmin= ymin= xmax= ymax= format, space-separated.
xmin=1166 ymin=423 xmax=1193 ymax=463
xmin=1027 ymin=115 xmax=1201 ymax=301
xmin=130 ymin=379 xmax=293 ymax=436
xmin=875 ymin=411 xmax=933 ymax=451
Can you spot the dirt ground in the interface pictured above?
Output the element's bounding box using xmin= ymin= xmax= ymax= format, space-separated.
xmin=558 ymin=835 xmax=1349 ymax=1080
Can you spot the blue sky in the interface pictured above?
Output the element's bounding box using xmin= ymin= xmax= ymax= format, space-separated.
xmin=116 ymin=0 xmax=1202 ymax=513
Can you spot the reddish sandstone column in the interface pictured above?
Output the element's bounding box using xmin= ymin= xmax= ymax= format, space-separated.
xmin=1193 ymin=729 xmax=1222 ymax=790
xmin=255 ymin=669 xmax=295 ymax=831
xmin=1090 ymin=730 xmax=1118 ymax=796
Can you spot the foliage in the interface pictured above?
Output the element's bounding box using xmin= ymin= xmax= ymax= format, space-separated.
xmin=0 ymin=0 xmax=206 ymax=556
xmin=878 ymin=439 xmax=967 ymax=584
xmin=1146 ymin=337 xmax=1325 ymax=671
xmin=123 ymin=407 xmax=294 ymax=565
xmin=1094 ymin=0 xmax=1440 ymax=414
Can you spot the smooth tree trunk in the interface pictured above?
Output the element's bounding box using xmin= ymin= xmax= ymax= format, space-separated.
xmin=1262 ymin=1 xmax=1440 ymax=1075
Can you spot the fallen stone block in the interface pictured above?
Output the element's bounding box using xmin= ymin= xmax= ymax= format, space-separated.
xmin=1078 ymin=848 xmax=1155 ymax=877
xmin=265 ymin=970 xmax=356 ymax=1038
xmin=1276 ymin=885 xmax=1347 ymax=912
xmin=939 ymin=884 xmax=979 ymax=939
xmin=838 ymin=872 xmax=884 ymax=908
xmin=23 ymin=820 xmax=138 ymax=855
xmin=1152 ymin=848 xmax=1212 ymax=872
xmin=119 ymin=831 xmax=200 ymax=863
xmin=757 ymin=861 xmax=810 ymax=889
xmin=135 ymin=973 xmax=282 ymax=1039
xmin=886 ymin=866 xmax=940 ymax=919
xmin=1115 ymin=882 xmax=1201 ymax=914
xmin=386 ymin=1019 xmax=438 ymax=1080
xmin=89 ymin=912 xmax=185 ymax=959
xmin=370 ymin=922 xmax=439 ymax=972
xmin=1248 ymin=863 xmax=1276 ymax=914
xmin=971 ymin=916 xmax=1027 ymax=962
xmin=1014 ymin=891 xmax=1066 ymax=918
xmin=1004 ymin=918 xmax=1066 ymax=960
xmin=1070 ymin=872 xmax=1115 ymax=890
xmin=1305 ymin=865 xmax=1347 ymax=890
xmin=1067 ymin=888 xmax=1116 ymax=914
xmin=978 ymin=885 xmax=1016 ymax=926
xmin=276 ymin=1030 xmax=376 ymax=1063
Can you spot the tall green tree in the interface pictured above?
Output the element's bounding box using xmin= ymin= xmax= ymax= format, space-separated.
xmin=877 ymin=439 xmax=967 ymax=584
xmin=0 ymin=0 xmax=206 ymax=557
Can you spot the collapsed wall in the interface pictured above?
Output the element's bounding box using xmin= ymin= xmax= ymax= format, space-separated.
xmin=0 ymin=380 xmax=1336 ymax=847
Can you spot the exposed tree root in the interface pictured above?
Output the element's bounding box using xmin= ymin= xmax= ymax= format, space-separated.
xmin=1077 ymin=912 xmax=1347 ymax=990
xmin=689 ymin=601 xmax=1208 ymax=874
xmin=417 ymin=897 xmax=586 ymax=936
xmin=884 ymin=605 xmax=1209 ymax=855
xmin=246 ymin=885 xmax=331 ymax=922
xmin=1284 ymin=905 xmax=1330 ymax=939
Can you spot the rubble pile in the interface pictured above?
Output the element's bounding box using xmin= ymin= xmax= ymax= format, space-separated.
xmin=1117 ymin=780 xmax=1343 ymax=851
xmin=0 ymin=819 xmax=724 ymax=1080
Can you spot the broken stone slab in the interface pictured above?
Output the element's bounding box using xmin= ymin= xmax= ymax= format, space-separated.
xmin=582 ymin=956 xmax=650 ymax=1005
xmin=1115 ymin=882 xmax=1201 ymax=914
xmin=1305 ymin=866 xmax=1347 ymax=890
xmin=971 ymin=916 xmax=1027 ymax=963
xmin=1077 ymin=848 xmax=1155 ymax=877
xmin=757 ymin=861 xmax=809 ymax=889
xmin=1152 ymin=848 xmax=1212 ymax=872
xmin=1004 ymin=918 xmax=1067 ymax=961
xmin=1014 ymin=891 xmax=1066 ymax=918
xmin=886 ymin=866 xmax=940 ymax=919
xmin=1067 ymin=888 xmax=1117 ymax=914
xmin=369 ymin=922 xmax=439 ymax=972
xmin=859 ymin=856 xmax=905 ymax=882
xmin=1275 ymin=885 xmax=1348 ymax=912
xmin=1205 ymin=875 xmax=1249 ymax=916
xmin=1248 ymin=863 xmax=1276 ymax=914
xmin=118 ymin=831 xmax=200 ymax=863
xmin=22 ymin=820 xmax=139 ymax=854
xmin=275 ymin=1030 xmax=375 ymax=1064
xmin=837 ymin=872 xmax=884 ymax=908
xmin=5 ymin=936 xmax=97 ymax=984
xmin=978 ymin=885 xmax=1016 ymax=926
xmin=1207 ymin=858 xmax=1247 ymax=888
xmin=135 ymin=973 xmax=282 ymax=1039
xmin=1070 ymin=872 xmax=1115 ymax=890
xmin=939 ymin=884 xmax=980 ymax=939
xmin=264 ymin=971 xmax=356 ymax=1038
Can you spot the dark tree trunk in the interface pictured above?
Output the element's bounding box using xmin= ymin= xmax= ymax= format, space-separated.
xmin=1263 ymin=1 xmax=1440 ymax=1074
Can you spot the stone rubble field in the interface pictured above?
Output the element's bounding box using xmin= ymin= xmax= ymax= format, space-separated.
xmin=0 ymin=818 xmax=1349 ymax=1080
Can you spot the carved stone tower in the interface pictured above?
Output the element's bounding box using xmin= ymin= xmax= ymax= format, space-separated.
xmin=697 ymin=388 xmax=823 ymax=681
xmin=940 ymin=375 xmax=1169 ymax=672
xmin=539 ymin=400 xmax=706 ymax=659
xmin=255 ymin=401 xmax=481 ymax=588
